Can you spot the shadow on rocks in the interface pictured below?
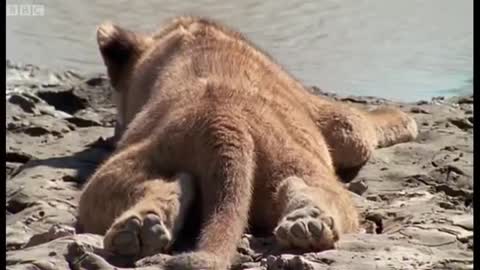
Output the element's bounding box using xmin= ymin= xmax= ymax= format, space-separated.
xmin=16 ymin=136 xmax=116 ymax=186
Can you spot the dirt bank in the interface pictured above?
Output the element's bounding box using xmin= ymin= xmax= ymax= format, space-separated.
xmin=6 ymin=62 xmax=473 ymax=270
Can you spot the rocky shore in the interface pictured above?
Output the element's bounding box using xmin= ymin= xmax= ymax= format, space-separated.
xmin=6 ymin=61 xmax=473 ymax=270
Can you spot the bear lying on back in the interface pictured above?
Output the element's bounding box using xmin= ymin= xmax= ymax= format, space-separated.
xmin=77 ymin=16 xmax=418 ymax=270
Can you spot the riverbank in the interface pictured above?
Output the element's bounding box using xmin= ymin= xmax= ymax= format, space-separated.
xmin=6 ymin=62 xmax=473 ymax=270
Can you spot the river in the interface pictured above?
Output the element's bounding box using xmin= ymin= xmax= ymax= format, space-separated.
xmin=6 ymin=0 xmax=473 ymax=101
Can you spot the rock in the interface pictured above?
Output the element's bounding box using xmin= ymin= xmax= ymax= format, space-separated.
xmin=6 ymin=234 xmax=104 ymax=270
xmin=135 ymin=253 xmax=173 ymax=267
xmin=66 ymin=116 xmax=102 ymax=128
xmin=364 ymin=212 xmax=384 ymax=234
xmin=36 ymin=90 xmax=89 ymax=115
xmin=84 ymin=75 xmax=108 ymax=87
xmin=8 ymin=94 xmax=37 ymax=114
xmin=236 ymin=262 xmax=264 ymax=270
xmin=6 ymin=151 xmax=32 ymax=164
xmin=400 ymin=227 xmax=457 ymax=247
xmin=25 ymin=224 xmax=76 ymax=248
xmin=451 ymin=215 xmax=473 ymax=231
xmin=448 ymin=117 xmax=473 ymax=130
xmin=37 ymin=104 xmax=73 ymax=119
xmin=261 ymin=254 xmax=327 ymax=270
xmin=457 ymin=96 xmax=473 ymax=104
xmin=416 ymin=100 xmax=429 ymax=105
xmin=410 ymin=107 xmax=430 ymax=114
xmin=308 ymin=86 xmax=337 ymax=98
xmin=346 ymin=179 xmax=368 ymax=195
xmin=341 ymin=96 xmax=369 ymax=104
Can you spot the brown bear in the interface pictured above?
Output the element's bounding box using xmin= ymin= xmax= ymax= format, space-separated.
xmin=77 ymin=16 xmax=418 ymax=270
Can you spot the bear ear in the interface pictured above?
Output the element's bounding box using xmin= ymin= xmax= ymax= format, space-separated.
xmin=96 ymin=22 xmax=144 ymax=66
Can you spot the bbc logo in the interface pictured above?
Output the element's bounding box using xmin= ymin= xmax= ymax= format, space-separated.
xmin=7 ymin=4 xmax=45 ymax=16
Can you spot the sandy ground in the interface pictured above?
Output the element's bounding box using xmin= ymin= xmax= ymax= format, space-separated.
xmin=5 ymin=61 xmax=473 ymax=270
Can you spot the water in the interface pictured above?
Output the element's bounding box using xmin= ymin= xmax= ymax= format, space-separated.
xmin=7 ymin=0 xmax=473 ymax=101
